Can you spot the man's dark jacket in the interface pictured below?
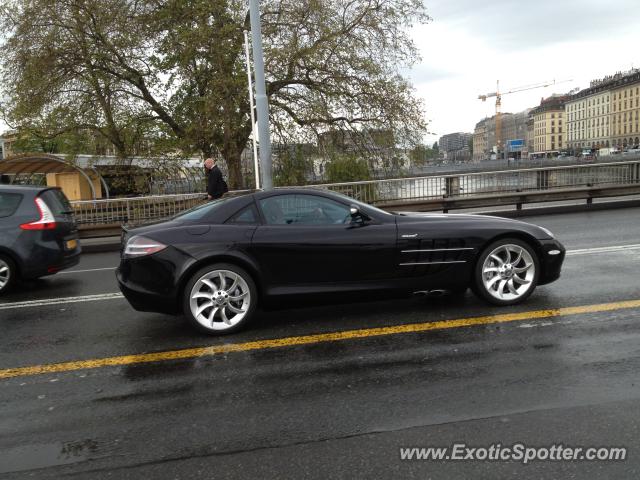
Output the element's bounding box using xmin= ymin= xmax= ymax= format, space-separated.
xmin=207 ymin=165 xmax=225 ymax=199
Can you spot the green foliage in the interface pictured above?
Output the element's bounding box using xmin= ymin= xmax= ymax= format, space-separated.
xmin=325 ymin=153 xmax=378 ymax=203
xmin=1 ymin=0 xmax=429 ymax=189
xmin=325 ymin=155 xmax=371 ymax=183
xmin=409 ymin=144 xmax=437 ymax=167
xmin=10 ymin=127 xmax=93 ymax=157
xmin=274 ymin=146 xmax=311 ymax=186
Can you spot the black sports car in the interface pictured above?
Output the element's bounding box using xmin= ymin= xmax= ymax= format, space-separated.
xmin=116 ymin=188 xmax=565 ymax=334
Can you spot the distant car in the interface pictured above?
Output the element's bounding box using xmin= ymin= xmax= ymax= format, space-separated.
xmin=117 ymin=189 xmax=566 ymax=335
xmin=0 ymin=185 xmax=81 ymax=293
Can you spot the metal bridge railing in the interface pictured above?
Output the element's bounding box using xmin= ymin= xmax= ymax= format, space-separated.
xmin=305 ymin=160 xmax=640 ymax=205
xmin=70 ymin=160 xmax=640 ymax=226
xmin=71 ymin=193 xmax=206 ymax=225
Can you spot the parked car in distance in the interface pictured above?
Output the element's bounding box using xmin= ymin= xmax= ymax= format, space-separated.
xmin=117 ymin=188 xmax=566 ymax=335
xmin=0 ymin=185 xmax=81 ymax=293
xmin=598 ymin=147 xmax=619 ymax=156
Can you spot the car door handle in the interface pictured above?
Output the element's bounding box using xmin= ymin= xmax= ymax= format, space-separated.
xmin=401 ymin=234 xmax=418 ymax=238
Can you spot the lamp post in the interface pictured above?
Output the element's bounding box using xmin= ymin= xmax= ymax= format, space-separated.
xmin=248 ymin=0 xmax=273 ymax=190
xmin=243 ymin=30 xmax=260 ymax=190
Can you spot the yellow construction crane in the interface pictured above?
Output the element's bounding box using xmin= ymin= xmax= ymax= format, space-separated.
xmin=478 ymin=79 xmax=571 ymax=157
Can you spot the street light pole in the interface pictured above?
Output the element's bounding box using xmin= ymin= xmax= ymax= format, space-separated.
xmin=243 ymin=30 xmax=260 ymax=190
xmin=248 ymin=0 xmax=273 ymax=190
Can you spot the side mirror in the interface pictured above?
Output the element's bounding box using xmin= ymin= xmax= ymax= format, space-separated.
xmin=349 ymin=205 xmax=367 ymax=225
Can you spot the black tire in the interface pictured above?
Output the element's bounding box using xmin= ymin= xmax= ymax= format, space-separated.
xmin=0 ymin=255 xmax=17 ymax=295
xmin=182 ymin=263 xmax=258 ymax=335
xmin=472 ymin=238 xmax=540 ymax=306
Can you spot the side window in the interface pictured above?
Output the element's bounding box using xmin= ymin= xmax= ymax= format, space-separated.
xmin=0 ymin=193 xmax=23 ymax=218
xmin=259 ymin=194 xmax=351 ymax=225
xmin=226 ymin=204 xmax=259 ymax=225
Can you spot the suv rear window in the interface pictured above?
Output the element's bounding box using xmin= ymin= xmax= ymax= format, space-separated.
xmin=0 ymin=193 xmax=22 ymax=218
xmin=40 ymin=189 xmax=73 ymax=215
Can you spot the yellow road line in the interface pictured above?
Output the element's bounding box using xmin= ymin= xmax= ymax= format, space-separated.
xmin=2 ymin=299 xmax=640 ymax=380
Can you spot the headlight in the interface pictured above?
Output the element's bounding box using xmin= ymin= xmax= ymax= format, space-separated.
xmin=124 ymin=235 xmax=167 ymax=257
xmin=539 ymin=226 xmax=554 ymax=239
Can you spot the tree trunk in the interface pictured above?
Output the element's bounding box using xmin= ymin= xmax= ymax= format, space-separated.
xmin=224 ymin=148 xmax=245 ymax=190
xmin=221 ymin=139 xmax=246 ymax=190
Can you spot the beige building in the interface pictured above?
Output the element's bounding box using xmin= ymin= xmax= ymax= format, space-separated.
xmin=531 ymin=95 xmax=568 ymax=155
xmin=525 ymin=116 xmax=534 ymax=156
xmin=610 ymin=70 xmax=640 ymax=148
xmin=0 ymin=131 xmax=18 ymax=159
xmin=566 ymin=68 xmax=640 ymax=151
xmin=472 ymin=110 xmax=530 ymax=161
xmin=566 ymin=83 xmax=611 ymax=150
xmin=472 ymin=120 xmax=487 ymax=162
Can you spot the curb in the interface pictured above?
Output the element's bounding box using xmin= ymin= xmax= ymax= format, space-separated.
xmin=80 ymin=237 xmax=121 ymax=254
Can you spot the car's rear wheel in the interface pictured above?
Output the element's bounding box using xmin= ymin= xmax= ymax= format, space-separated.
xmin=183 ymin=263 xmax=257 ymax=335
xmin=473 ymin=239 xmax=539 ymax=305
xmin=0 ymin=255 xmax=16 ymax=295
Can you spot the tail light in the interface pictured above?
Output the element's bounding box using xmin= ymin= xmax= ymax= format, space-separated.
xmin=124 ymin=235 xmax=167 ymax=257
xmin=20 ymin=197 xmax=57 ymax=230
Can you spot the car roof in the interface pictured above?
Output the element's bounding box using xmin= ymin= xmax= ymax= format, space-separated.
xmin=0 ymin=184 xmax=52 ymax=194
xmin=252 ymin=187 xmax=339 ymax=199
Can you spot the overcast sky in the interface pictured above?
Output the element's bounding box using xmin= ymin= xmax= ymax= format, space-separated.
xmin=409 ymin=0 xmax=640 ymax=142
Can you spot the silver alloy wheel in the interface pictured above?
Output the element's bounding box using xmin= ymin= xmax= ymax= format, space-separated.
xmin=0 ymin=259 xmax=10 ymax=291
xmin=189 ymin=269 xmax=251 ymax=331
xmin=481 ymin=244 xmax=535 ymax=301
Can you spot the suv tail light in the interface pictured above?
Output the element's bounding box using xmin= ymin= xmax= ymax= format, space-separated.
xmin=20 ymin=197 xmax=57 ymax=230
xmin=124 ymin=235 xmax=167 ymax=257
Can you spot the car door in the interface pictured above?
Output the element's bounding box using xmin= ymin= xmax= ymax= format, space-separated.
xmin=395 ymin=213 xmax=476 ymax=281
xmin=251 ymin=193 xmax=397 ymax=289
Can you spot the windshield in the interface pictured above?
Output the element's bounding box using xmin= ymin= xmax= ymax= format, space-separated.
xmin=328 ymin=190 xmax=393 ymax=216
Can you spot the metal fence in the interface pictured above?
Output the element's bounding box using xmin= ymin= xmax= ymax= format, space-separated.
xmin=405 ymin=152 xmax=640 ymax=177
xmin=307 ymin=160 xmax=640 ymax=205
xmin=71 ymin=193 xmax=206 ymax=225
xmin=70 ymin=160 xmax=640 ymax=226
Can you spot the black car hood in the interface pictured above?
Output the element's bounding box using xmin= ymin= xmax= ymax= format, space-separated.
xmin=399 ymin=211 xmax=514 ymax=222
xmin=396 ymin=211 xmax=553 ymax=239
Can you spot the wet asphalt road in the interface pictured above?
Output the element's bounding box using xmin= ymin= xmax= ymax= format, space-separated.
xmin=1 ymin=207 xmax=640 ymax=479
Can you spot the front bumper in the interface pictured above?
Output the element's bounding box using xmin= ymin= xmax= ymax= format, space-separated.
xmin=537 ymin=238 xmax=565 ymax=285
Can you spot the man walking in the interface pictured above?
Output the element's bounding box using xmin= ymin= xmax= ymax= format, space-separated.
xmin=204 ymin=158 xmax=226 ymax=200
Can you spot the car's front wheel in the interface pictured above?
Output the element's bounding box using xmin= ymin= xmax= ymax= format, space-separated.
xmin=0 ymin=255 xmax=16 ymax=295
xmin=473 ymin=239 xmax=539 ymax=305
xmin=183 ymin=263 xmax=257 ymax=335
